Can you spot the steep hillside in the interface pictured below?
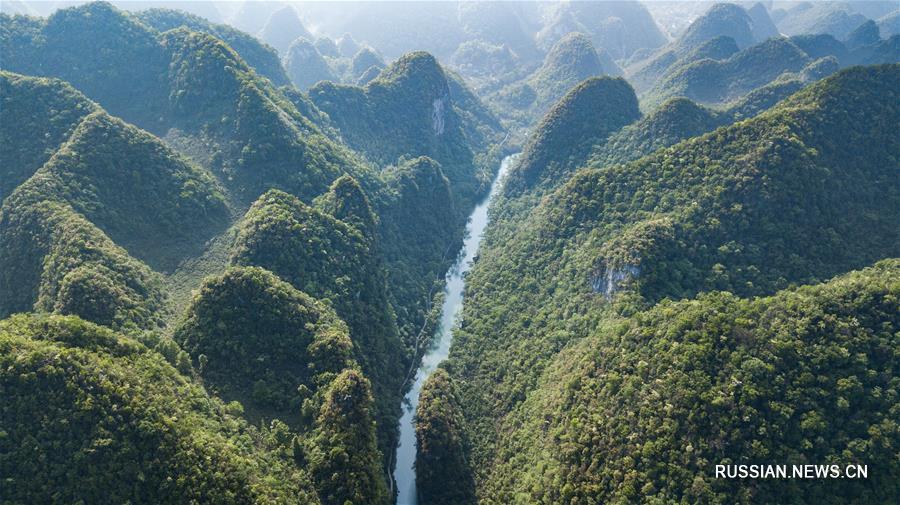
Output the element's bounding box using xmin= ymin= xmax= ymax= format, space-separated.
xmin=1 ymin=2 xmax=374 ymax=204
xmin=677 ymin=3 xmax=757 ymax=52
xmin=415 ymin=368 xmax=477 ymax=505
xmin=172 ymin=266 xmax=389 ymax=505
xmin=878 ymin=10 xmax=900 ymax=38
xmin=457 ymin=1 xmax=540 ymax=62
xmin=442 ymin=65 xmax=900 ymax=487
xmin=308 ymin=51 xmax=501 ymax=204
xmin=133 ymin=7 xmax=290 ymax=86
xmin=173 ymin=266 xmax=354 ymax=427
xmin=484 ymin=260 xmax=900 ymax=503
xmin=776 ymin=2 xmax=868 ymax=40
xmin=5 ymin=110 xmax=230 ymax=271
xmin=645 ymin=36 xmax=818 ymax=107
xmin=257 ymin=5 xmax=312 ymax=54
xmin=231 ymin=188 xmax=405 ymax=461
xmin=378 ymin=157 xmax=459 ymax=344
xmin=504 ymin=77 xmax=640 ymax=199
xmin=0 ymin=313 xmax=320 ymax=503
xmin=747 ymin=2 xmax=780 ymax=41
xmin=626 ymin=2 xmax=776 ymax=93
xmin=0 ymin=199 xmax=165 ymax=330
xmin=628 ymin=35 xmax=741 ymax=93
xmin=305 ymin=369 xmax=390 ymax=505
xmin=350 ymin=47 xmax=385 ymax=80
xmin=284 ymin=37 xmax=336 ymax=90
xmin=589 ymin=97 xmax=727 ymax=168
xmin=527 ymin=33 xmax=612 ymax=112
xmin=535 ymin=0 xmax=666 ymax=60
xmin=493 ymin=32 xmax=621 ymax=125
xmin=0 ymin=4 xmax=170 ymax=129
xmin=0 ymin=71 xmax=96 ymax=202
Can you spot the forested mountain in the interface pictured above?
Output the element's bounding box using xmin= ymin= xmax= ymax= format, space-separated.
xmin=258 ymin=5 xmax=313 ymax=55
xmin=635 ymin=19 xmax=897 ymax=110
xmin=132 ymin=7 xmax=290 ymax=86
xmin=484 ymin=259 xmax=900 ymax=503
xmin=625 ymin=3 xmax=770 ymax=94
xmin=284 ymin=37 xmax=337 ymax=90
xmin=628 ymin=35 xmax=741 ymax=92
xmin=1 ymin=2 xmax=897 ymax=504
xmin=775 ymin=1 xmax=870 ymax=40
xmin=0 ymin=313 xmax=321 ymax=504
xmin=879 ymin=10 xmax=900 ymax=37
xmin=431 ymin=64 xmax=900 ymax=502
xmin=0 ymin=74 xmax=228 ymax=329
xmin=493 ymin=32 xmax=621 ymax=126
xmin=503 ymin=76 xmax=641 ymax=200
xmin=0 ymin=2 xmax=372 ymax=204
xmin=456 ymin=1 xmax=540 ymax=63
xmin=677 ymin=3 xmax=759 ymax=52
xmin=0 ymin=3 xmax=503 ymax=502
xmin=643 ymin=36 xmax=825 ymax=107
xmin=230 ymin=186 xmax=404 ymax=461
xmin=535 ymin=0 xmax=666 ymax=60
xmin=4 ymin=107 xmax=229 ymax=270
xmin=308 ymin=51 xmax=502 ymax=204
xmin=0 ymin=72 xmax=96 ymax=202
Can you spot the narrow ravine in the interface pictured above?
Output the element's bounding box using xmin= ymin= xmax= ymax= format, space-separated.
xmin=392 ymin=154 xmax=517 ymax=505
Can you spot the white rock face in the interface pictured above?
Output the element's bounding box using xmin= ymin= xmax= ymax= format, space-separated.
xmin=432 ymin=96 xmax=446 ymax=135
xmin=591 ymin=263 xmax=641 ymax=300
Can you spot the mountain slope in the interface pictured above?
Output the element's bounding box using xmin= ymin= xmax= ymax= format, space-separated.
xmin=1 ymin=2 xmax=374 ymax=204
xmin=626 ymin=2 xmax=777 ymax=93
xmin=535 ymin=0 xmax=666 ymax=60
xmin=0 ymin=71 xmax=96 ymax=202
xmin=0 ymin=4 xmax=170 ymax=129
xmin=485 ymin=259 xmax=900 ymax=503
xmin=257 ymin=5 xmax=312 ymax=54
xmin=284 ymin=37 xmax=336 ymax=90
xmin=0 ymin=313 xmax=320 ymax=504
xmin=645 ymin=36 xmax=818 ymax=107
xmin=0 ymin=199 xmax=166 ymax=330
xmin=231 ymin=188 xmax=405 ymax=461
xmin=5 ymin=110 xmax=230 ymax=271
xmin=678 ymin=3 xmax=757 ymax=52
xmin=133 ymin=7 xmax=290 ymax=86
xmin=526 ymin=33 xmax=614 ymax=115
xmin=441 ymin=65 xmax=900 ymax=490
xmin=308 ymin=51 xmax=501 ymax=204
xmin=504 ymin=76 xmax=640 ymax=199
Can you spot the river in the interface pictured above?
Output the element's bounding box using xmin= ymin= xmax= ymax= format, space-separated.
xmin=392 ymin=154 xmax=516 ymax=505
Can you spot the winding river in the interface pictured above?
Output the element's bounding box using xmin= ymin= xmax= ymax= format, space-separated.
xmin=392 ymin=154 xmax=516 ymax=505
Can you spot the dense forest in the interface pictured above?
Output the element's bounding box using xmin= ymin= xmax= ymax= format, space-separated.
xmin=0 ymin=1 xmax=897 ymax=504
xmin=425 ymin=63 xmax=900 ymax=504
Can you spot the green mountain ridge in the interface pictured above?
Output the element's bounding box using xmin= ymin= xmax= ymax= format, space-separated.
xmin=5 ymin=108 xmax=230 ymax=271
xmin=644 ymin=36 xmax=816 ymax=107
xmin=1 ymin=2 xmax=374 ymax=205
xmin=309 ymin=51 xmax=501 ymax=205
xmin=231 ymin=186 xmax=405 ymax=463
xmin=436 ymin=64 xmax=900 ymax=499
xmin=0 ymin=199 xmax=166 ymax=330
xmin=509 ymin=33 xmax=619 ymax=121
xmin=133 ymin=7 xmax=290 ymax=86
xmin=284 ymin=37 xmax=337 ymax=91
xmin=0 ymin=313 xmax=320 ymax=504
xmin=0 ymin=71 xmax=96 ymax=202
xmin=504 ymin=76 xmax=641 ymax=200
xmin=2 ymin=3 xmax=896 ymax=504
xmin=485 ymin=259 xmax=900 ymax=503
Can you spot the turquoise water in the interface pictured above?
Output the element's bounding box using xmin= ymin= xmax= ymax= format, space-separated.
xmin=392 ymin=154 xmax=516 ymax=505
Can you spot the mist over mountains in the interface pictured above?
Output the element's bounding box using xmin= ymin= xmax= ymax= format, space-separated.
xmin=1 ymin=1 xmax=897 ymax=504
